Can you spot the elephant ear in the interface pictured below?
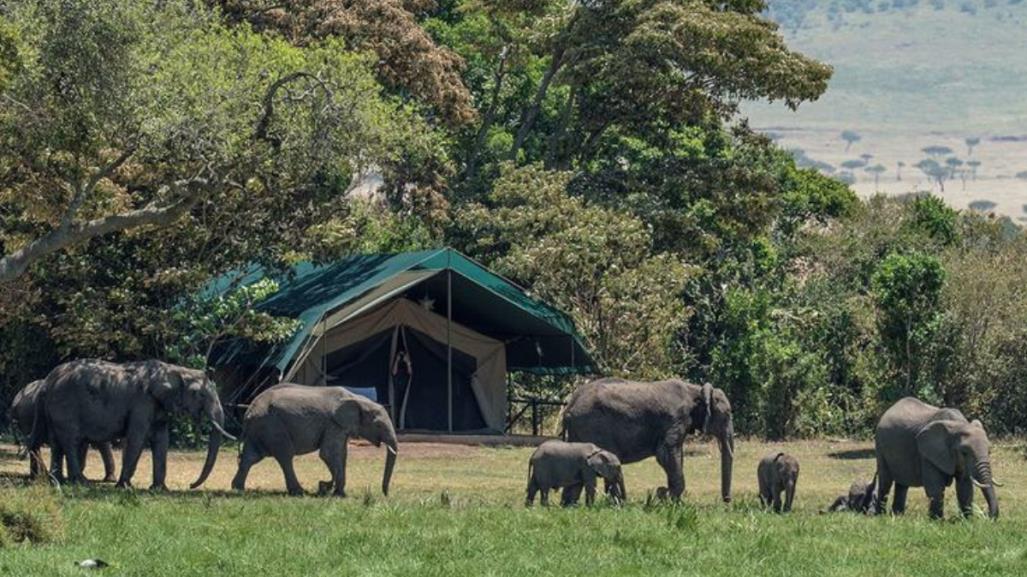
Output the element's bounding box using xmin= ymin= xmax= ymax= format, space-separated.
xmin=586 ymin=450 xmax=616 ymax=478
xmin=145 ymin=362 xmax=184 ymax=410
xmin=916 ymin=420 xmax=960 ymax=477
xmin=701 ymin=382 xmax=714 ymax=433
xmin=331 ymin=397 xmax=368 ymax=434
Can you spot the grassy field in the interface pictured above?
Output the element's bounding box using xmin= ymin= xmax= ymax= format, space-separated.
xmin=1 ymin=438 xmax=1026 ymax=576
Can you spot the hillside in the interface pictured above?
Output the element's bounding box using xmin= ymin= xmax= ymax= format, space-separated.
xmin=747 ymin=0 xmax=1027 ymax=217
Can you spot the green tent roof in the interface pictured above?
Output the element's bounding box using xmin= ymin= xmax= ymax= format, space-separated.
xmin=208 ymin=248 xmax=595 ymax=375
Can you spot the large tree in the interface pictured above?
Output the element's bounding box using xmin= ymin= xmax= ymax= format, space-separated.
xmin=0 ymin=0 xmax=436 ymax=284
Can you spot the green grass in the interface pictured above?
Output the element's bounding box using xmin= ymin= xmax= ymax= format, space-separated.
xmin=1 ymin=440 xmax=1026 ymax=576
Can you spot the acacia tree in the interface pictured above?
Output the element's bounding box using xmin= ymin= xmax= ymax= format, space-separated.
xmin=865 ymin=164 xmax=887 ymax=190
xmin=841 ymin=130 xmax=861 ymax=151
xmin=0 ymin=1 xmax=435 ymax=284
xmin=965 ymin=136 xmax=980 ymax=156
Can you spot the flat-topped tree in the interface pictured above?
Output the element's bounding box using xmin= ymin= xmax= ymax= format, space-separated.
xmin=965 ymin=136 xmax=981 ymax=156
xmin=841 ymin=159 xmax=868 ymax=170
xmin=916 ymin=159 xmax=947 ymax=192
xmin=865 ymin=164 xmax=887 ymax=190
xmin=967 ymin=160 xmax=981 ymax=180
xmin=922 ymin=145 xmax=953 ymax=157
xmin=897 ymin=161 xmax=906 ymax=181
xmin=841 ymin=130 xmax=861 ymax=152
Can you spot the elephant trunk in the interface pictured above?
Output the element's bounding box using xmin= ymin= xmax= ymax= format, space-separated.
xmin=974 ymin=460 xmax=999 ymax=519
xmin=719 ymin=419 xmax=734 ymax=503
xmin=382 ymin=429 xmax=398 ymax=496
xmin=190 ymin=402 xmax=226 ymax=489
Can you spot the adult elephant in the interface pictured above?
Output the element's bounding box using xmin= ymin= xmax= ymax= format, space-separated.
xmin=28 ymin=359 xmax=232 ymax=490
xmin=231 ymin=384 xmax=398 ymax=497
xmin=10 ymin=379 xmax=116 ymax=482
xmin=875 ymin=397 xmax=1000 ymax=519
xmin=563 ymin=378 xmax=735 ymax=502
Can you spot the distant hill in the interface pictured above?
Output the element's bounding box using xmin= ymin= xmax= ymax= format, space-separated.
xmin=746 ymin=0 xmax=1027 ymax=217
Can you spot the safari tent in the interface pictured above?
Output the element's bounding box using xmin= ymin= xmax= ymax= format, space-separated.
xmin=209 ymin=248 xmax=595 ymax=434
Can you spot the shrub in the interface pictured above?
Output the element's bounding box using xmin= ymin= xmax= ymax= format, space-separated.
xmin=0 ymin=483 xmax=63 ymax=547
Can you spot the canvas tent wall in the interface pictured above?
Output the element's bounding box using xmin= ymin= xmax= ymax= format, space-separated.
xmin=289 ymin=298 xmax=507 ymax=432
xmin=209 ymin=248 xmax=595 ymax=434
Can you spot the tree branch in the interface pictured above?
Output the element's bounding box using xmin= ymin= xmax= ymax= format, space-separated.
xmin=0 ymin=176 xmax=208 ymax=284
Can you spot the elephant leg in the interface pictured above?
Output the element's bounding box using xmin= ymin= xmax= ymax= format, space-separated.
xmin=117 ymin=432 xmax=149 ymax=489
xmin=232 ymin=442 xmax=264 ymax=491
xmin=318 ymin=440 xmax=347 ymax=497
xmin=874 ymin=464 xmax=894 ymax=515
xmin=270 ymin=445 xmax=303 ymax=496
xmin=772 ymin=484 xmax=783 ymax=513
xmin=53 ymin=428 xmax=85 ymax=484
xmin=922 ymin=466 xmax=948 ymax=520
xmin=76 ymin=442 xmax=89 ymax=478
xmin=48 ymin=444 xmax=66 ymax=483
xmin=149 ymin=425 xmax=170 ymax=491
xmin=892 ymin=484 xmax=909 ymax=515
xmin=97 ymin=443 xmax=116 ymax=482
xmin=656 ymin=443 xmax=685 ymax=499
xmin=526 ymin=478 xmax=539 ymax=506
xmin=584 ymin=481 xmax=596 ymax=507
xmin=540 ymin=487 xmax=550 ymax=507
xmin=955 ymin=476 xmax=974 ymax=518
xmin=784 ymin=480 xmax=796 ymax=513
xmin=561 ymin=483 xmax=583 ymax=506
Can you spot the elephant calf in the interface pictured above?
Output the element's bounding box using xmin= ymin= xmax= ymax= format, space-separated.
xmin=232 ymin=384 xmax=398 ymax=497
xmin=823 ymin=475 xmax=876 ymax=514
xmin=526 ymin=441 xmax=624 ymax=507
xmin=758 ymin=452 xmax=799 ymax=513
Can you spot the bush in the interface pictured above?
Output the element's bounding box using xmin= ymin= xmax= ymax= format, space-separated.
xmin=0 ymin=483 xmax=63 ymax=547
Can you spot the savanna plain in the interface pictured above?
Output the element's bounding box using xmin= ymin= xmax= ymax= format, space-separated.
xmin=1 ymin=439 xmax=1025 ymax=576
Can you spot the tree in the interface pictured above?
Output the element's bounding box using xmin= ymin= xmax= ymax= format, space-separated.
xmin=967 ymin=159 xmax=981 ymax=180
xmin=922 ymin=145 xmax=953 ymax=157
xmin=0 ymin=1 xmax=437 ymax=284
xmin=865 ymin=164 xmax=887 ymax=190
xmin=841 ymin=159 xmax=868 ymax=170
xmin=915 ymin=159 xmax=947 ymax=191
xmin=965 ymin=136 xmax=980 ymax=156
xmin=841 ymin=130 xmax=861 ymax=152
xmin=897 ymin=160 xmax=906 ymax=181
xmin=860 ymin=153 xmax=873 ymax=163
xmin=872 ymin=252 xmax=945 ymax=400
xmin=453 ymin=163 xmax=691 ymax=379
xmin=215 ymin=0 xmax=475 ymax=128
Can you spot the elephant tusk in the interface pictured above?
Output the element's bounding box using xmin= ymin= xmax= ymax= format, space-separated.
xmin=991 ymin=478 xmax=1005 ymax=487
xmin=211 ymin=420 xmax=237 ymax=442
xmin=386 ymin=444 xmax=398 ymax=456
xmin=971 ymin=478 xmax=986 ymax=489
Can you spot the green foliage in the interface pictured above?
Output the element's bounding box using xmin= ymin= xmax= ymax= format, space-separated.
xmin=871 ymin=252 xmax=945 ymax=401
xmin=907 ymin=195 xmax=960 ymax=245
xmin=167 ymin=279 xmax=299 ymax=369
xmin=454 ymin=163 xmax=691 ymax=380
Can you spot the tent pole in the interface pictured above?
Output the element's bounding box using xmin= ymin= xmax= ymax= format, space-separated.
xmin=320 ymin=318 xmax=327 ymax=386
xmin=447 ymin=268 xmax=453 ymax=433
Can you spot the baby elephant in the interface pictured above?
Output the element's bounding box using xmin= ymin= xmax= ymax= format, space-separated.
xmin=823 ymin=475 xmax=877 ymax=514
xmin=526 ymin=441 xmax=624 ymax=507
xmin=758 ymin=452 xmax=800 ymax=513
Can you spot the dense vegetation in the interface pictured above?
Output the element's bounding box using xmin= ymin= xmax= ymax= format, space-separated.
xmin=2 ymin=0 xmax=1027 ymax=441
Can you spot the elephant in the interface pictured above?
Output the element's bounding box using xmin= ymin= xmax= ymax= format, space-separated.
xmin=757 ymin=452 xmax=799 ymax=513
xmin=10 ymin=379 xmax=116 ymax=482
xmin=525 ymin=440 xmax=624 ymax=507
xmin=823 ymin=475 xmax=876 ymax=514
xmin=231 ymin=384 xmax=398 ymax=497
xmin=874 ymin=397 xmax=1000 ymax=519
xmin=562 ymin=378 xmax=734 ymax=503
xmin=28 ymin=359 xmax=232 ymax=490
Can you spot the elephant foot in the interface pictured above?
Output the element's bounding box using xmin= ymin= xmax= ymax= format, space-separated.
xmin=115 ymin=480 xmax=134 ymax=489
xmin=102 ymin=475 xmax=117 ymax=483
xmin=655 ymin=487 xmax=669 ymax=501
xmin=287 ymin=487 xmax=305 ymax=497
xmin=149 ymin=483 xmax=169 ymax=493
xmin=317 ymin=481 xmax=333 ymax=496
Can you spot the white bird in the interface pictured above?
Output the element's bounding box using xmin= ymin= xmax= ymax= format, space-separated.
xmin=76 ymin=559 xmax=109 ymax=569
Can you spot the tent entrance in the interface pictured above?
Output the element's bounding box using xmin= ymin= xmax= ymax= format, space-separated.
xmin=322 ymin=326 xmax=485 ymax=431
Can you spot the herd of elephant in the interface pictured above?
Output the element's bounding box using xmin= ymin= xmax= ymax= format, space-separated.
xmin=4 ymin=360 xmax=1003 ymax=520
